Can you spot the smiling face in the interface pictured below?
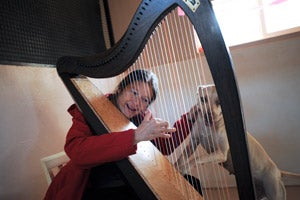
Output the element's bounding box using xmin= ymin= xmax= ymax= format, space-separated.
xmin=116 ymin=81 xmax=154 ymax=119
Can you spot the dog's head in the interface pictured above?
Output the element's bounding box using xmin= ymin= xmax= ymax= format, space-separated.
xmin=196 ymin=84 xmax=223 ymax=127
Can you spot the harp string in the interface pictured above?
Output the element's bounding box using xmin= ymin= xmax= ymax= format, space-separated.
xmin=144 ymin=9 xmax=212 ymax=198
xmin=144 ymin=33 xmax=177 ymax=157
xmin=169 ymin=10 xmax=204 ymax=195
xmin=148 ymin=10 xmax=204 ymax=197
xmin=144 ymin=29 xmax=194 ymax=196
xmin=160 ymin=9 xmax=231 ymax=199
xmin=161 ymin=18 xmax=194 ymax=192
xmin=190 ymin=27 xmax=232 ymax=200
xmin=178 ymin=12 xmax=212 ymax=197
xmin=180 ymin=9 xmax=233 ymax=199
xmin=191 ymin=49 xmax=220 ymax=200
xmin=197 ymin=86 xmax=223 ymax=198
xmin=153 ymin=18 xmax=180 ymax=156
xmin=174 ymin=12 xmax=208 ymax=199
xmin=139 ymin=17 xmax=198 ymax=197
xmin=133 ymin=13 xmax=192 ymax=196
xmin=193 ymin=67 xmax=235 ymax=198
xmin=166 ymin=11 xmax=204 ymax=198
xmin=177 ymin=11 xmax=218 ymax=199
xmin=161 ymin=16 xmax=185 ymax=128
xmin=183 ymin=16 xmax=213 ymax=197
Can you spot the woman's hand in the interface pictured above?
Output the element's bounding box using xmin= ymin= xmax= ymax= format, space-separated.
xmin=133 ymin=110 xmax=176 ymax=145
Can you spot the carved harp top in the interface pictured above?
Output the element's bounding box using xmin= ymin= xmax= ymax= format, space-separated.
xmin=57 ymin=0 xmax=255 ymax=199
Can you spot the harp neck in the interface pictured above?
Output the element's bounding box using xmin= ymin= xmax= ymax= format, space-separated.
xmin=56 ymin=0 xmax=213 ymax=78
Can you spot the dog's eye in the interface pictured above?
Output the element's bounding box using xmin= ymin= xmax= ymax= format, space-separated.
xmin=200 ymin=96 xmax=207 ymax=103
xmin=215 ymin=99 xmax=220 ymax=106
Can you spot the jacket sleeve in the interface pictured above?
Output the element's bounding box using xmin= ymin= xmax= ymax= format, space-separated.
xmin=152 ymin=113 xmax=194 ymax=155
xmin=64 ymin=104 xmax=137 ymax=169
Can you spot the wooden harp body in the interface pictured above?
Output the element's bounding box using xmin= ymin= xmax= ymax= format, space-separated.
xmin=57 ymin=0 xmax=255 ymax=199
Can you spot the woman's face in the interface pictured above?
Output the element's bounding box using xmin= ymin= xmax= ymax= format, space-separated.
xmin=117 ymin=81 xmax=153 ymax=119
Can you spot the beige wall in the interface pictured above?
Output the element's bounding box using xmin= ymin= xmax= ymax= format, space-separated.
xmin=231 ymin=34 xmax=300 ymax=175
xmin=107 ymin=0 xmax=141 ymax=42
xmin=0 ymin=1 xmax=300 ymax=199
xmin=0 ymin=66 xmax=73 ymax=199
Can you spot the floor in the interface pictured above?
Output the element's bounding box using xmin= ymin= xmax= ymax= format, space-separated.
xmin=202 ymin=185 xmax=300 ymax=200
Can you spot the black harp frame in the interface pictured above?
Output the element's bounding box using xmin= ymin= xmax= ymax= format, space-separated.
xmin=57 ymin=0 xmax=256 ymax=199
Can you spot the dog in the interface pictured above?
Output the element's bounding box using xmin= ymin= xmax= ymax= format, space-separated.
xmin=176 ymin=84 xmax=300 ymax=200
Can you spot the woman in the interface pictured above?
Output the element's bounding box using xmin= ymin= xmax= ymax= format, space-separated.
xmin=44 ymin=69 xmax=200 ymax=200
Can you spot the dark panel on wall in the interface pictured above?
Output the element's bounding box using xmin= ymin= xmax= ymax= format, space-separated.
xmin=0 ymin=0 xmax=109 ymax=66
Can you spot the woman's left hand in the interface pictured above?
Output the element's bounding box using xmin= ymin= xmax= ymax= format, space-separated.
xmin=133 ymin=111 xmax=176 ymax=144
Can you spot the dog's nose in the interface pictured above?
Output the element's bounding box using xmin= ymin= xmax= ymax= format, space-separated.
xmin=204 ymin=112 xmax=213 ymax=126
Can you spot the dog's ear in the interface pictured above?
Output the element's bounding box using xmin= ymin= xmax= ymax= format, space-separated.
xmin=211 ymin=86 xmax=221 ymax=107
xmin=210 ymin=84 xmax=216 ymax=91
xmin=215 ymin=98 xmax=220 ymax=106
xmin=197 ymin=85 xmax=202 ymax=94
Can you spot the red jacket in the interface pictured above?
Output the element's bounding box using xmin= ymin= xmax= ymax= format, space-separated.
xmin=44 ymin=104 xmax=193 ymax=200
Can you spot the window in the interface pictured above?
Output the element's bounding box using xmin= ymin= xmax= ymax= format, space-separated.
xmin=211 ymin=0 xmax=300 ymax=46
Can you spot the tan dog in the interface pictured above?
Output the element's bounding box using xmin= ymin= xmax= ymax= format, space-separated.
xmin=176 ymin=84 xmax=300 ymax=200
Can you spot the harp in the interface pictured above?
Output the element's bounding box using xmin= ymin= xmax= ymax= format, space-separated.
xmin=57 ymin=0 xmax=256 ymax=199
